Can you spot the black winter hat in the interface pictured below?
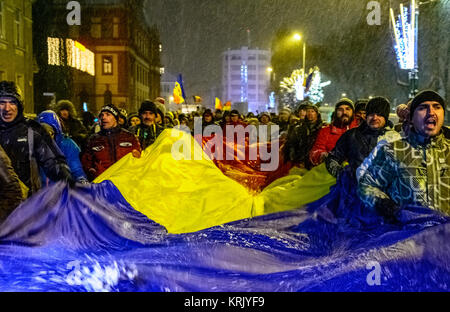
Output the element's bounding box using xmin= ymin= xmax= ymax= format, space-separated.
xmin=355 ymin=99 xmax=368 ymax=113
xmin=366 ymin=97 xmax=391 ymax=121
xmin=100 ymin=104 xmax=120 ymax=121
xmin=0 ymin=81 xmax=23 ymax=114
xmin=297 ymin=100 xmax=313 ymax=111
xmin=410 ymin=90 xmax=446 ymax=119
xmin=335 ymin=98 xmax=354 ymax=111
xmin=203 ymin=109 xmax=213 ymax=118
xmin=139 ymin=100 xmax=157 ymax=116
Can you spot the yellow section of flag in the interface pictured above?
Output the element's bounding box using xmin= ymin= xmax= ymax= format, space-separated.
xmin=215 ymin=98 xmax=223 ymax=110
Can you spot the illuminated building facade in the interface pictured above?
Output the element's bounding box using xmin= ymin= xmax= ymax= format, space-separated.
xmin=34 ymin=0 xmax=162 ymax=115
xmin=0 ymin=0 xmax=34 ymax=113
xmin=222 ymin=47 xmax=271 ymax=114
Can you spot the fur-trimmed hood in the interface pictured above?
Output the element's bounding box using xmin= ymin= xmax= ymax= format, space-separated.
xmin=56 ymin=100 xmax=77 ymax=119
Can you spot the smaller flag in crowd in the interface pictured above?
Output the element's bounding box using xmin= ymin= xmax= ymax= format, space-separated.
xmin=215 ymin=98 xmax=223 ymax=110
xmin=173 ymin=75 xmax=187 ymax=105
xmin=223 ymin=101 xmax=232 ymax=111
xmin=193 ymin=96 xmax=203 ymax=103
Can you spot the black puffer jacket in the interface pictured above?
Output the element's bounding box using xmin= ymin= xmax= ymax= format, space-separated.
xmin=284 ymin=120 xmax=324 ymax=168
xmin=325 ymin=122 xmax=390 ymax=178
xmin=0 ymin=115 xmax=73 ymax=196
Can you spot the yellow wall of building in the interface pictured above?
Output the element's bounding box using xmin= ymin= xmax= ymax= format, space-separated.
xmin=0 ymin=0 xmax=34 ymax=113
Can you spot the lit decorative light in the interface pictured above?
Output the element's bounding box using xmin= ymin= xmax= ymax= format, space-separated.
xmin=390 ymin=0 xmax=416 ymax=70
xmin=240 ymin=64 xmax=248 ymax=102
xmin=268 ymin=91 xmax=276 ymax=109
xmin=47 ymin=37 xmax=95 ymax=76
xmin=47 ymin=37 xmax=62 ymax=66
xmin=304 ymin=67 xmax=328 ymax=104
xmin=294 ymin=71 xmax=304 ymax=101
xmin=280 ymin=69 xmax=304 ymax=101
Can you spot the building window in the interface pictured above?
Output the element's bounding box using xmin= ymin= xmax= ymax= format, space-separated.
xmin=14 ymin=9 xmax=22 ymax=47
xmin=102 ymin=56 xmax=113 ymax=75
xmin=231 ymin=55 xmax=241 ymax=61
xmin=0 ymin=2 xmax=4 ymax=39
xmin=258 ymin=55 xmax=268 ymax=61
xmin=91 ymin=18 xmax=102 ymax=39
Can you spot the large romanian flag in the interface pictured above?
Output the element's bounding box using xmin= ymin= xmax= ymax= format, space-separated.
xmin=0 ymin=129 xmax=448 ymax=292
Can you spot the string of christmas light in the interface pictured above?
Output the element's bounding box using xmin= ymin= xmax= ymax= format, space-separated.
xmin=47 ymin=37 xmax=62 ymax=66
xmin=47 ymin=37 xmax=95 ymax=76
xmin=390 ymin=0 xmax=416 ymax=70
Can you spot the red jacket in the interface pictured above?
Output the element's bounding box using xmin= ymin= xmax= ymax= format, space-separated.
xmin=309 ymin=119 xmax=358 ymax=166
xmin=81 ymin=127 xmax=141 ymax=180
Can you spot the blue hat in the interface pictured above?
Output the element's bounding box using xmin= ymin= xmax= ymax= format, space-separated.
xmin=38 ymin=110 xmax=63 ymax=135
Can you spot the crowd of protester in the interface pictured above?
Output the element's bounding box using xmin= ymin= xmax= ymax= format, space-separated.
xmin=0 ymin=80 xmax=449 ymax=224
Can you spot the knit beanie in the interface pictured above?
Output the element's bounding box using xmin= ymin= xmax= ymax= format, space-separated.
xmin=335 ymin=98 xmax=355 ymax=111
xmin=355 ymin=99 xmax=368 ymax=113
xmin=0 ymin=81 xmax=24 ymax=115
xmin=139 ymin=100 xmax=158 ymax=116
xmin=366 ymin=97 xmax=391 ymax=121
xmin=100 ymin=104 xmax=120 ymax=121
xmin=410 ymin=90 xmax=446 ymax=119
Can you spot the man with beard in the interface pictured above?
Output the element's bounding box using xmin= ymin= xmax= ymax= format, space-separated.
xmin=129 ymin=100 xmax=165 ymax=150
xmin=309 ymin=98 xmax=358 ymax=166
xmin=326 ymin=97 xmax=397 ymax=179
xmin=358 ymin=90 xmax=450 ymax=219
xmin=284 ymin=103 xmax=324 ymax=169
xmin=0 ymin=81 xmax=74 ymax=197
xmin=82 ymin=105 xmax=141 ymax=181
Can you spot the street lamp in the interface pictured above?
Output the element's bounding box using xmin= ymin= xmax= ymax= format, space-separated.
xmin=293 ymin=33 xmax=306 ymax=74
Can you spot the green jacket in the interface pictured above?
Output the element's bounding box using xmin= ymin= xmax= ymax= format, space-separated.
xmin=130 ymin=123 xmax=165 ymax=151
xmin=357 ymin=130 xmax=450 ymax=215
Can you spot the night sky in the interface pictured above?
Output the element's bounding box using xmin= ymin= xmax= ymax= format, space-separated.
xmin=145 ymin=0 xmax=369 ymax=105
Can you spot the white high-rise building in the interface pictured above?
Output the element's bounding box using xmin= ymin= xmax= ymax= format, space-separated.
xmin=222 ymin=47 xmax=271 ymax=114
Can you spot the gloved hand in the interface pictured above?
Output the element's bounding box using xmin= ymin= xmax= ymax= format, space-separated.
xmin=375 ymin=198 xmax=401 ymax=223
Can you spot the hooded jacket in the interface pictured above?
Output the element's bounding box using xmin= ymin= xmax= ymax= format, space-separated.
xmin=38 ymin=111 xmax=87 ymax=183
xmin=357 ymin=130 xmax=450 ymax=215
xmin=56 ymin=100 xmax=89 ymax=148
xmin=0 ymin=114 xmax=73 ymax=196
